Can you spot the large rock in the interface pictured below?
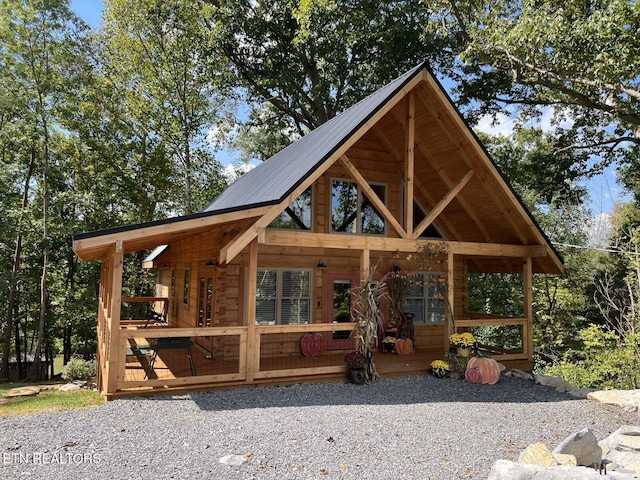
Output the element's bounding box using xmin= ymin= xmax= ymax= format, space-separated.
xmin=552 ymin=428 xmax=602 ymax=467
xmin=535 ymin=374 xmax=575 ymax=393
xmin=588 ymin=390 xmax=640 ymax=412
xmin=567 ymin=388 xmax=597 ymax=399
xmin=58 ymin=383 xmax=81 ymax=392
xmin=505 ymin=368 xmax=534 ymax=381
xmin=488 ymin=459 xmax=640 ymax=479
xmin=518 ymin=443 xmax=559 ymax=467
xmin=600 ymin=426 xmax=640 ymax=473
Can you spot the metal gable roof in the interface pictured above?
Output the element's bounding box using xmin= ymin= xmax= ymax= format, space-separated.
xmin=202 ymin=62 xmax=427 ymax=214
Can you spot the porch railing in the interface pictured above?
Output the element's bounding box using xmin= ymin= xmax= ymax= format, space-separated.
xmin=455 ymin=314 xmax=529 ymax=360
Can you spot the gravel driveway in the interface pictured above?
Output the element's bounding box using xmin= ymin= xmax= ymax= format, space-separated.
xmin=0 ymin=375 xmax=636 ymax=480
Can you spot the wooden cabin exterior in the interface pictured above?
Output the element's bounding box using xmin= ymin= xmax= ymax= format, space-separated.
xmin=73 ymin=63 xmax=563 ymax=399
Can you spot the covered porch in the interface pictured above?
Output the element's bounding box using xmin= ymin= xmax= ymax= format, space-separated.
xmin=94 ymin=235 xmax=541 ymax=399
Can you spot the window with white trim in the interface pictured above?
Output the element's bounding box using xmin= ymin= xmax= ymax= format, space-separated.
xmin=330 ymin=179 xmax=386 ymax=235
xmin=404 ymin=272 xmax=445 ymax=324
xmin=255 ymin=269 xmax=311 ymax=325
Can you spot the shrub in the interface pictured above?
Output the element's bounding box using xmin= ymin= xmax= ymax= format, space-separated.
xmin=543 ymin=324 xmax=640 ymax=389
xmin=62 ymin=357 xmax=96 ymax=382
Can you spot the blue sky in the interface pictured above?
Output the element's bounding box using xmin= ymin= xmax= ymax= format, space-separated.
xmin=69 ymin=0 xmax=624 ymax=223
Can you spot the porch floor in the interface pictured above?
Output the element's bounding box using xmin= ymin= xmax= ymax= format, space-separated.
xmin=117 ymin=340 xmax=533 ymax=397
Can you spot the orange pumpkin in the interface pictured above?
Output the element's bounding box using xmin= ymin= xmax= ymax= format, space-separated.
xmin=466 ymin=356 xmax=501 ymax=385
xmin=395 ymin=338 xmax=413 ymax=355
xmin=301 ymin=332 xmax=325 ymax=357
xmin=465 ymin=367 xmax=483 ymax=384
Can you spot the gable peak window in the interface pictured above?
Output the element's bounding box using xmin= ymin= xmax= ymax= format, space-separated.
xmin=330 ymin=179 xmax=386 ymax=235
xmin=269 ymin=186 xmax=312 ymax=230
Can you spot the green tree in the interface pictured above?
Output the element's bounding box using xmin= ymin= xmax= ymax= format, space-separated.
xmin=102 ymin=0 xmax=230 ymax=214
xmin=206 ymin=0 xmax=453 ymax=160
xmin=428 ymin=0 xmax=639 ymax=172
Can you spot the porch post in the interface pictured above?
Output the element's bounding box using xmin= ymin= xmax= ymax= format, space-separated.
xmin=360 ymin=248 xmax=370 ymax=280
xmin=523 ymin=256 xmax=533 ymax=362
xmin=446 ymin=250 xmax=455 ymax=346
xmin=245 ymin=241 xmax=258 ymax=382
xmin=105 ymin=240 xmax=123 ymax=395
xmin=404 ymin=91 xmax=415 ymax=236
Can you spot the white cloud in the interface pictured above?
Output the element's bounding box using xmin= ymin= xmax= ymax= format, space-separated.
xmin=223 ymin=161 xmax=256 ymax=183
xmin=475 ymin=112 xmax=515 ymax=137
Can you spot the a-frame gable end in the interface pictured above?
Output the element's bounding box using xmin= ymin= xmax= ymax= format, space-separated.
xmin=220 ymin=70 xmax=429 ymax=264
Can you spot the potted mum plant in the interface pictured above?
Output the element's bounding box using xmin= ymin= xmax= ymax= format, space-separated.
xmin=430 ymin=360 xmax=449 ymax=378
xmin=344 ymin=351 xmax=368 ymax=384
xmin=449 ymin=332 xmax=476 ymax=357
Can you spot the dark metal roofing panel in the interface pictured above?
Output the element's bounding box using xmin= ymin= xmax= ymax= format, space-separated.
xmin=202 ymin=62 xmax=427 ymax=214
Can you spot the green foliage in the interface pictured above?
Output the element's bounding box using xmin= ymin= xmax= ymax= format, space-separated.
xmin=429 ymin=0 xmax=640 ymax=169
xmin=545 ymin=324 xmax=640 ymax=389
xmin=61 ymin=357 xmax=97 ymax=382
xmin=207 ymin=0 xmax=454 ymax=161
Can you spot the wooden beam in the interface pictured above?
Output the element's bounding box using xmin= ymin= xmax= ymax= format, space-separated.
xmin=262 ymin=230 xmax=548 ymax=258
xmin=370 ymin=123 xmax=463 ymax=241
xmin=413 ymin=170 xmax=474 ymax=239
xmin=389 ymin=105 xmax=495 ymax=245
xmin=73 ymin=206 xmax=272 ymax=261
xmin=106 ymin=240 xmax=123 ymax=395
xmin=404 ymin=91 xmax=415 ymax=236
xmin=415 ymin=84 xmax=532 ymax=245
xmin=361 ymin=248 xmax=370 ymax=280
xmin=339 ymin=154 xmax=407 ymax=239
xmin=523 ymin=256 xmax=533 ymax=362
xmin=245 ymin=242 xmax=259 ymax=382
xmin=447 ymin=250 xmax=455 ymax=342
xmin=220 ymin=73 xmax=427 ymax=264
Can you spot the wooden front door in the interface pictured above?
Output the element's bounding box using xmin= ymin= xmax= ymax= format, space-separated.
xmin=196 ymin=271 xmax=215 ymax=353
xmin=326 ymin=273 xmax=360 ymax=351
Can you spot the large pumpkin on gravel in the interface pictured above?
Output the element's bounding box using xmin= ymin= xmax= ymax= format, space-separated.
xmin=301 ymin=332 xmax=325 ymax=357
xmin=466 ymin=356 xmax=500 ymax=385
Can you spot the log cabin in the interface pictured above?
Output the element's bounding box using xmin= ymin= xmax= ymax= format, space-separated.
xmin=72 ymin=62 xmax=563 ymax=399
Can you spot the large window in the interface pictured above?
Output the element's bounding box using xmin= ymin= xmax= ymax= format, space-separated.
xmin=331 ymin=179 xmax=386 ymax=235
xmin=269 ymin=186 xmax=312 ymax=230
xmin=404 ymin=272 xmax=445 ymax=324
xmin=255 ymin=269 xmax=311 ymax=325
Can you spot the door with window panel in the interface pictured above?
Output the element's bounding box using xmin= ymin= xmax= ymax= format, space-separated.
xmin=326 ymin=273 xmax=359 ymax=350
xmin=196 ymin=272 xmax=215 ymax=352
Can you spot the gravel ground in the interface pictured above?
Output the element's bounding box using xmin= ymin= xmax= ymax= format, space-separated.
xmin=0 ymin=375 xmax=637 ymax=480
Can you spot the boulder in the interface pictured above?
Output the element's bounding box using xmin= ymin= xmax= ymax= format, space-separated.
xmin=552 ymin=428 xmax=602 ymax=467
xmin=567 ymin=388 xmax=597 ymax=399
xmin=518 ymin=443 xmax=559 ymax=467
xmin=535 ymin=374 xmax=575 ymax=393
xmin=505 ymin=368 xmax=534 ymax=381
xmin=1 ymin=386 xmax=41 ymax=398
xmin=58 ymin=383 xmax=81 ymax=392
xmin=488 ymin=459 xmax=640 ymax=479
xmin=588 ymin=390 xmax=640 ymax=412
xmin=600 ymin=426 xmax=640 ymax=473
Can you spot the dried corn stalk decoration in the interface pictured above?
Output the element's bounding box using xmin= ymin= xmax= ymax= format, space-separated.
xmin=352 ymin=264 xmax=387 ymax=383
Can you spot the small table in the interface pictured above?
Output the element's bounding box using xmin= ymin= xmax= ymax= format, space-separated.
xmin=145 ymin=337 xmax=196 ymax=378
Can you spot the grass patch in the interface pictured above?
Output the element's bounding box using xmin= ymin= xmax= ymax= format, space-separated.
xmin=0 ymin=383 xmax=103 ymax=417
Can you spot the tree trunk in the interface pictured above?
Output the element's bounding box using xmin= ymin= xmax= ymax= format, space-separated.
xmin=0 ymin=147 xmax=35 ymax=380
xmin=33 ymin=120 xmax=51 ymax=381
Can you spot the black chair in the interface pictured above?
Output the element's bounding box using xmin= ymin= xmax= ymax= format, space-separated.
xmin=144 ymin=337 xmax=196 ymax=378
